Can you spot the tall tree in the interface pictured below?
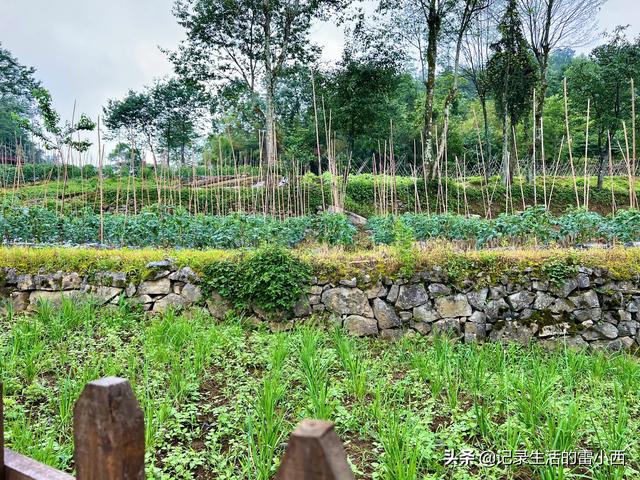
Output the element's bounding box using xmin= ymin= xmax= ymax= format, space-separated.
xmin=487 ymin=0 xmax=537 ymax=182
xmin=517 ymin=0 xmax=605 ymax=143
xmin=104 ymin=79 xmax=209 ymax=168
xmin=462 ymin=4 xmax=498 ymax=164
xmin=421 ymin=0 xmax=455 ymax=171
xmin=566 ymin=27 xmax=640 ymax=188
xmin=27 ymin=88 xmax=95 ymax=209
xmin=104 ymin=89 xmax=161 ymax=171
xmin=381 ymin=0 xmax=487 ymax=174
xmin=171 ymin=0 xmax=349 ymax=166
xmin=323 ymin=30 xmax=417 ymax=161
xmin=438 ymin=0 xmax=492 ymax=168
xmin=0 ymin=43 xmax=42 ymax=157
xmin=151 ymin=79 xmax=209 ymax=166
xmin=108 ymin=142 xmax=143 ymax=175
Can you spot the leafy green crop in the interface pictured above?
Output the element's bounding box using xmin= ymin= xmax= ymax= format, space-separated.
xmin=1 ymin=204 xmax=639 ymax=249
xmin=367 ymin=207 xmax=640 ymax=247
xmin=0 ymin=206 xmax=356 ymax=248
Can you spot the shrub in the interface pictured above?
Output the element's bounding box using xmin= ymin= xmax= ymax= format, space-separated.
xmin=203 ymin=245 xmax=311 ymax=313
xmin=602 ymin=209 xmax=640 ymax=243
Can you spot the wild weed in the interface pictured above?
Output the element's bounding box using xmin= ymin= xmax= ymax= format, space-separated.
xmin=591 ymin=392 xmax=630 ymax=480
xmin=332 ymin=327 xmax=367 ymax=400
xmin=378 ymin=411 xmax=420 ymax=480
xmin=247 ymin=337 xmax=288 ymax=479
xmin=299 ymin=328 xmax=332 ymax=419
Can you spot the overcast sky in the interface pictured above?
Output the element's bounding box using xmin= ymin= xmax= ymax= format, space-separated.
xmin=2 ymin=0 xmax=639 ymax=142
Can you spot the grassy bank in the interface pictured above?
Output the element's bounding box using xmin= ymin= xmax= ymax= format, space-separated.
xmin=1 ymin=301 xmax=638 ymax=479
xmin=1 ymin=245 xmax=640 ymax=284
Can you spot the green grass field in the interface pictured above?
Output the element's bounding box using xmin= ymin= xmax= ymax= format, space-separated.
xmin=1 ymin=300 xmax=639 ymax=479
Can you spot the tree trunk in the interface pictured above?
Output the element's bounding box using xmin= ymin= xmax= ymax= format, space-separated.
xmin=438 ymin=28 xmax=465 ymax=167
xmin=535 ymin=59 xmax=549 ymax=134
xmin=264 ymin=80 xmax=277 ymax=167
xmin=597 ymin=130 xmax=606 ymax=189
xmin=263 ymin=0 xmax=276 ymax=167
xmin=423 ymin=0 xmax=440 ymax=177
xmin=480 ymin=94 xmax=491 ymax=179
xmin=502 ymin=110 xmax=510 ymax=185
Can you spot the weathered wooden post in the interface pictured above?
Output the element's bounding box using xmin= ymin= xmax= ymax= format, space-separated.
xmin=1 ymin=382 xmax=4 ymax=479
xmin=276 ymin=419 xmax=354 ymax=480
xmin=73 ymin=377 xmax=144 ymax=480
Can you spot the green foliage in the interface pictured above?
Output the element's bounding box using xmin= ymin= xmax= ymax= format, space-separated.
xmin=0 ymin=207 xmax=356 ymax=248
xmin=3 ymin=202 xmax=639 ymax=252
xmin=600 ymin=208 xmax=640 ymax=243
xmin=311 ymin=212 xmax=357 ymax=245
xmin=203 ymin=244 xmax=311 ymax=312
xmin=29 ymin=88 xmax=95 ymax=152
xmin=566 ymin=26 xmax=640 ymax=158
xmin=4 ymin=302 xmax=639 ymax=478
xmin=367 ymin=207 xmax=640 ymax=247
xmin=0 ymin=43 xmax=42 ymax=157
xmin=104 ymin=78 xmax=209 ymax=165
xmin=486 ymin=0 xmax=538 ymax=126
xmin=392 ymin=217 xmax=417 ymax=278
xmin=540 ymin=257 xmax=579 ymax=286
xmin=299 ymin=328 xmax=333 ymax=419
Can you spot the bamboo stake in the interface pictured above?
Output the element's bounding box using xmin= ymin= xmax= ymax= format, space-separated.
xmin=608 ymin=130 xmax=616 ymax=215
xmin=540 ymin=117 xmax=548 ymax=209
xmin=512 ymin=125 xmax=526 ymax=211
xmin=532 ymin=90 xmax=537 ymax=205
xmin=631 ymin=78 xmax=638 ymax=208
xmin=547 ymin=136 xmax=566 ymax=210
xmin=97 ymin=117 xmax=104 ymax=244
xmin=563 ymin=77 xmax=580 ymax=207
xmin=619 ymin=123 xmax=634 ymax=209
xmin=413 ymin=140 xmax=420 ymax=213
xmin=583 ymin=99 xmax=591 ymax=210
xmin=420 ymin=131 xmax=430 ymax=215
xmin=472 ymin=109 xmax=489 ymax=217
xmin=462 ymin=153 xmax=469 ymax=216
xmin=311 ymin=71 xmax=326 ymax=211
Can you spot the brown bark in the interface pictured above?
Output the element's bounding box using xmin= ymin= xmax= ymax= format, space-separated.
xmin=423 ymin=0 xmax=441 ymax=177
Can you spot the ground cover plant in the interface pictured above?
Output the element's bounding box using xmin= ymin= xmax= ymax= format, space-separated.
xmin=1 ymin=300 xmax=639 ymax=479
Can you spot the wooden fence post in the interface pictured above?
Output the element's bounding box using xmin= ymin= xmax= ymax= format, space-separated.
xmin=1 ymin=382 xmax=4 ymax=479
xmin=73 ymin=377 xmax=144 ymax=480
xmin=276 ymin=419 xmax=354 ymax=480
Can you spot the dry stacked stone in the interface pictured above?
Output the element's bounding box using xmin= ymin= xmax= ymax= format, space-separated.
xmin=2 ymin=262 xmax=639 ymax=351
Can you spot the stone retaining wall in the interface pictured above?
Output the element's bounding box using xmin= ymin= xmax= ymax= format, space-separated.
xmin=2 ymin=260 xmax=639 ymax=351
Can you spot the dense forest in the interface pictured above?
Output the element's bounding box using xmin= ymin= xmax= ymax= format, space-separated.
xmin=1 ymin=0 xmax=638 ymax=191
